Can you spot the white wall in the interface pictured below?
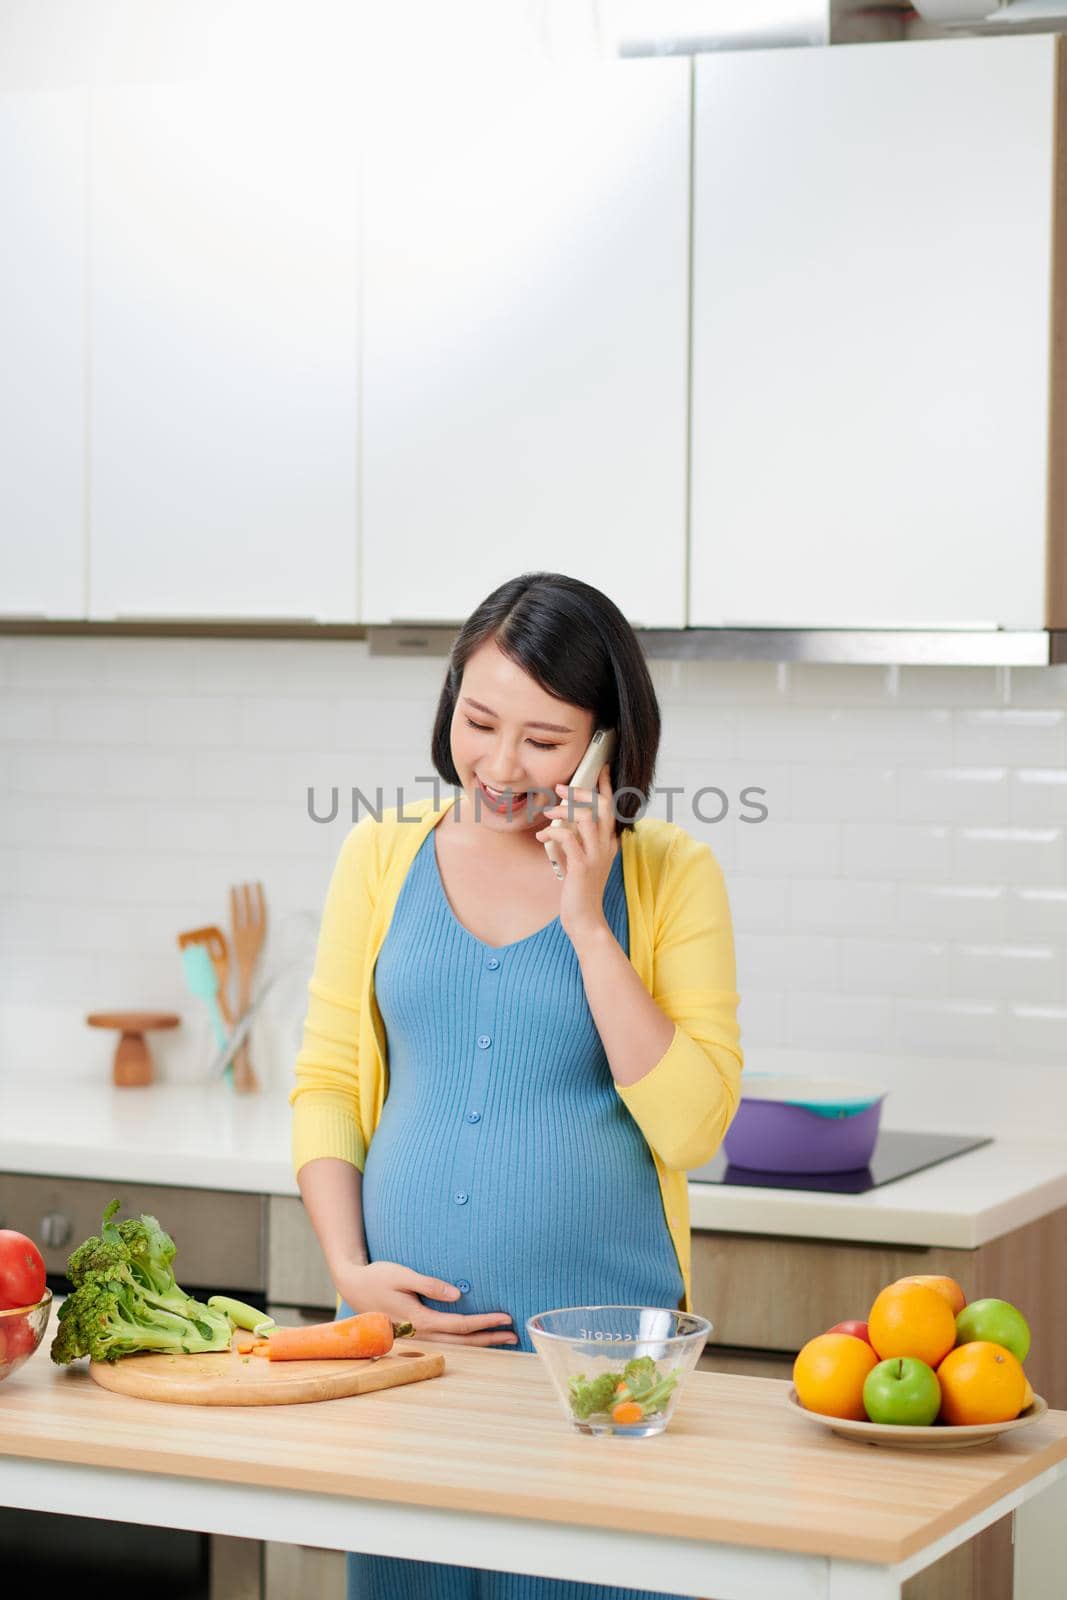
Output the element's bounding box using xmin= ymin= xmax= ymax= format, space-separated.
xmin=1 ymin=636 xmax=1064 ymax=1138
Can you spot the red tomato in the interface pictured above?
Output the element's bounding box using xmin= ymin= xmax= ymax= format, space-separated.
xmin=0 ymin=1229 xmax=47 ymax=1311
xmin=0 ymin=1314 xmax=37 ymax=1365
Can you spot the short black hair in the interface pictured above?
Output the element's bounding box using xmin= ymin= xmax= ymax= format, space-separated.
xmin=430 ymin=572 xmax=660 ymax=829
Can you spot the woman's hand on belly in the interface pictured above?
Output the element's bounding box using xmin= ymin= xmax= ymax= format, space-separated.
xmin=334 ymin=1259 xmax=518 ymax=1346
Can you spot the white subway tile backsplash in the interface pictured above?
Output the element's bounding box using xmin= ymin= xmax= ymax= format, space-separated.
xmin=790 ymin=877 xmax=896 ymax=934
xmin=738 ymin=706 xmax=950 ymax=764
xmin=684 ymin=661 xmax=781 ymax=705
xmin=840 ymin=938 xmax=950 ymax=998
xmin=787 ymin=991 xmax=894 ymax=1050
xmin=737 ymin=820 xmax=839 ymax=875
xmin=728 ymin=875 xmax=789 ymax=933
xmin=1 ymin=638 xmax=1065 ymax=1096
xmin=737 ymin=990 xmax=787 ymax=1046
xmin=1011 ymin=768 xmax=1067 ymax=826
xmin=737 ymin=932 xmax=837 ymax=990
xmin=790 ymin=764 xmax=897 ymax=823
xmin=10 ymin=639 xmax=111 ymax=690
xmin=1006 ymin=666 xmax=1067 ymax=707
xmin=2 ymin=796 xmax=148 ymax=852
xmin=953 ymin=708 xmax=1066 ymax=767
xmin=240 ymin=695 xmax=334 ymax=750
xmin=894 ymin=998 xmax=1004 ymax=1059
xmin=839 ymin=823 xmax=951 ymax=882
xmin=0 ymin=691 xmax=56 ymax=741
xmin=144 ymin=696 xmax=242 ymax=748
xmin=1009 ymin=1004 xmax=1067 ymax=1058
xmin=952 ymin=826 xmax=1064 ymax=887
xmin=896 ymin=883 xmax=1005 ymax=939
xmin=1005 ymin=887 xmax=1067 ymax=940
xmin=784 ymin=665 xmax=895 ymax=705
xmin=950 ymin=943 xmax=1064 ymax=1004
xmin=0 ymin=951 xmax=100 ymax=1005
xmin=55 ymin=696 xmax=147 ymax=744
xmin=897 ymin=766 xmax=1010 ymax=826
xmin=895 ymin=666 xmax=1004 ymax=706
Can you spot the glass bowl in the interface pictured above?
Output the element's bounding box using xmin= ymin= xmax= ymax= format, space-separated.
xmin=527 ymin=1305 xmax=711 ymax=1437
xmin=0 ymin=1289 xmax=52 ymax=1383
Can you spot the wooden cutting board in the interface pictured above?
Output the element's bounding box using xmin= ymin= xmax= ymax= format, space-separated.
xmin=88 ymin=1339 xmax=445 ymax=1406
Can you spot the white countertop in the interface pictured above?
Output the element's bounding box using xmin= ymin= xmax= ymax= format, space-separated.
xmin=2 ymin=1081 xmax=1066 ymax=1248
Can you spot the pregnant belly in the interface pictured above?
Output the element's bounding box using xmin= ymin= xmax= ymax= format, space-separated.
xmin=362 ymin=1122 xmax=678 ymax=1308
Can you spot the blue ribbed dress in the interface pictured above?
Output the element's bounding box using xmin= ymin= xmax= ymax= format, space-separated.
xmin=338 ymin=824 xmax=688 ymax=1600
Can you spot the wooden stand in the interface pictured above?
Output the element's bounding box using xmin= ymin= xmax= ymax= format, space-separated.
xmin=86 ymin=1011 xmax=180 ymax=1087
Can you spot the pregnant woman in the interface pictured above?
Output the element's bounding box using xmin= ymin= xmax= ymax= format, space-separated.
xmin=290 ymin=571 xmax=744 ymax=1600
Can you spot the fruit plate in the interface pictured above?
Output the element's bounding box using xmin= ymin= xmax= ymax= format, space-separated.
xmin=786 ymin=1387 xmax=1048 ymax=1449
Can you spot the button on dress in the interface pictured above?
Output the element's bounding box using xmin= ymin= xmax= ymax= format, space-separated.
xmin=339 ymin=824 xmax=687 ymax=1600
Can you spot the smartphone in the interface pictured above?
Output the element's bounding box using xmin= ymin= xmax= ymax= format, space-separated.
xmin=541 ymin=727 xmax=618 ymax=881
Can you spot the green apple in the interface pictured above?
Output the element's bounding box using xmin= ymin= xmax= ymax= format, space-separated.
xmin=863 ymin=1358 xmax=941 ymax=1426
xmin=955 ymin=1299 xmax=1031 ymax=1363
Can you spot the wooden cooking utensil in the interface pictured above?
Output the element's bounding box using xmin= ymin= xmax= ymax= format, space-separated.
xmin=86 ymin=1011 xmax=180 ymax=1088
xmin=229 ymin=881 xmax=266 ymax=1094
xmin=176 ymin=926 xmax=233 ymax=1025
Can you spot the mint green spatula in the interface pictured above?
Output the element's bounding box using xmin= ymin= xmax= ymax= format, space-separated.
xmin=180 ymin=944 xmax=229 ymax=1053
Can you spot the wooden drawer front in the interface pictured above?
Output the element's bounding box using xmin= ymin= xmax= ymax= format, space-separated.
xmin=267 ymin=1195 xmax=337 ymax=1310
xmin=0 ymin=1172 xmax=265 ymax=1291
xmin=698 ymin=1347 xmax=794 ymax=1382
xmin=691 ymin=1231 xmax=975 ymax=1354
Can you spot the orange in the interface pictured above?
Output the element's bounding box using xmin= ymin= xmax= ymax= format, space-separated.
xmin=937 ymin=1341 xmax=1027 ymax=1425
xmin=892 ymin=1275 xmax=967 ymax=1318
xmin=868 ymin=1282 xmax=957 ymax=1367
xmin=793 ymin=1333 xmax=878 ymax=1421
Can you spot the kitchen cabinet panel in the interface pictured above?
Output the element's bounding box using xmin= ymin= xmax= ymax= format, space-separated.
xmin=0 ymin=1172 xmax=265 ymax=1290
xmin=361 ymin=57 xmax=690 ymax=629
xmin=89 ymin=63 xmax=359 ymax=622
xmin=690 ymin=35 xmax=1067 ymax=630
xmin=0 ymin=89 xmax=86 ymax=617
xmin=691 ymin=1230 xmax=974 ymax=1354
xmin=267 ymin=1194 xmax=336 ymax=1310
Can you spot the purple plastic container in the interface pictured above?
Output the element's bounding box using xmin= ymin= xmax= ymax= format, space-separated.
xmin=722 ymin=1098 xmax=884 ymax=1174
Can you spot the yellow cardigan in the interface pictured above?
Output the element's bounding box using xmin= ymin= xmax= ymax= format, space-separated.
xmin=289 ymin=795 xmax=744 ymax=1311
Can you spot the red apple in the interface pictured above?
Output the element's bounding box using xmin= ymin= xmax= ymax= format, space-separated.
xmin=827 ymin=1320 xmax=873 ymax=1347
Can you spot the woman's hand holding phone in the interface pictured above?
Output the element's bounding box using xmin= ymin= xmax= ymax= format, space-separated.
xmin=333 ymin=1258 xmax=518 ymax=1346
xmin=536 ymin=761 xmax=620 ymax=946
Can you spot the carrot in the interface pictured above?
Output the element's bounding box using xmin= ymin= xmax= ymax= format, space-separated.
xmin=266 ymin=1312 xmax=415 ymax=1362
xmin=611 ymin=1401 xmax=645 ymax=1425
xmin=251 ymin=1341 xmax=272 ymax=1356
xmin=233 ymin=1333 xmax=257 ymax=1355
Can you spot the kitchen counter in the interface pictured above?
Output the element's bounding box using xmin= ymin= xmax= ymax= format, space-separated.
xmin=3 ymin=1081 xmax=1067 ymax=1249
xmin=1 ymin=1304 xmax=1065 ymax=1599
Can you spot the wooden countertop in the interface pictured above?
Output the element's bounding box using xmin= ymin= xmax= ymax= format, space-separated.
xmin=1 ymin=1310 xmax=1066 ymax=1567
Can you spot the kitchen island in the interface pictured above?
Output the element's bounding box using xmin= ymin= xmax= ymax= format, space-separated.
xmin=1 ymin=1306 xmax=1065 ymax=1600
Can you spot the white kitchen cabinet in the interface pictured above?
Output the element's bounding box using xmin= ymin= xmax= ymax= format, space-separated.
xmin=88 ymin=43 xmax=360 ymax=621
xmin=0 ymin=88 xmax=86 ymax=617
xmin=690 ymin=35 xmax=1067 ymax=630
xmin=360 ymin=57 xmax=691 ymax=629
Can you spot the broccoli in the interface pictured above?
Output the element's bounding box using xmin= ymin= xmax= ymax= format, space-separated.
xmin=51 ymin=1200 xmax=232 ymax=1365
xmin=566 ymin=1356 xmax=681 ymax=1423
xmin=567 ymin=1371 xmax=620 ymax=1420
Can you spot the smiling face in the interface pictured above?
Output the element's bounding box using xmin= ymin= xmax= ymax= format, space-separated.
xmin=450 ymin=638 xmax=595 ymax=840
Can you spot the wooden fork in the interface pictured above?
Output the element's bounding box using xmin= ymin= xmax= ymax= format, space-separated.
xmin=229 ymin=881 xmax=267 ymax=1093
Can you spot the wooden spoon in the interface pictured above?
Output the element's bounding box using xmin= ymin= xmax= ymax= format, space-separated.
xmin=229 ymin=882 xmax=267 ymax=1094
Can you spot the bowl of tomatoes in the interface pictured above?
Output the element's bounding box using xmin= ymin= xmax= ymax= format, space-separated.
xmin=0 ymin=1229 xmax=50 ymax=1383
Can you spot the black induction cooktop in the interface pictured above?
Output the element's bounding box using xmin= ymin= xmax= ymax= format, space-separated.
xmin=687 ymin=1130 xmax=993 ymax=1196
